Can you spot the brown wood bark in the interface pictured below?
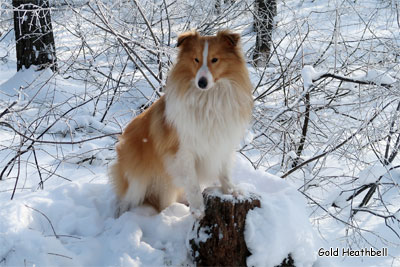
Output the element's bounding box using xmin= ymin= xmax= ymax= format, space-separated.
xmin=13 ymin=0 xmax=57 ymax=72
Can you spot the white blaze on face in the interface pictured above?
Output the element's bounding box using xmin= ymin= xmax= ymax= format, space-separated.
xmin=195 ymin=41 xmax=215 ymax=90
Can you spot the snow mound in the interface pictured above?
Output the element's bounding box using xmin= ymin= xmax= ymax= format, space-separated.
xmin=0 ymin=180 xmax=194 ymax=266
xmin=232 ymin=156 xmax=319 ymax=267
xmin=0 ymin=155 xmax=319 ymax=266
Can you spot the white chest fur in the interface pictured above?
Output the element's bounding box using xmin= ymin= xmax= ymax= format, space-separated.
xmin=165 ymin=79 xmax=252 ymax=160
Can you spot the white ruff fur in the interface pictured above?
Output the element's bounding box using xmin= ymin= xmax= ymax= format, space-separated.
xmin=166 ymin=80 xmax=249 ymax=159
xmin=165 ymin=79 xmax=252 ymax=214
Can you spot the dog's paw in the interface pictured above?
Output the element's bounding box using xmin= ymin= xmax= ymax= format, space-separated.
xmin=190 ymin=201 xmax=205 ymax=219
xmin=191 ymin=208 xmax=205 ymax=219
xmin=222 ymin=186 xmax=244 ymax=197
xmin=231 ymin=187 xmax=244 ymax=198
xmin=114 ymin=200 xmax=131 ymax=218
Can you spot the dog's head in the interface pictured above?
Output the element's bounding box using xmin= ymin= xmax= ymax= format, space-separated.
xmin=171 ymin=30 xmax=245 ymax=93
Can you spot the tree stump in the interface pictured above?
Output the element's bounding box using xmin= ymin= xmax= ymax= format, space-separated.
xmin=189 ymin=187 xmax=261 ymax=266
xmin=189 ymin=187 xmax=295 ymax=267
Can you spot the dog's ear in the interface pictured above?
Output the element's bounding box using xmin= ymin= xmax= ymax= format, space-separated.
xmin=217 ymin=30 xmax=240 ymax=47
xmin=177 ymin=30 xmax=199 ymax=47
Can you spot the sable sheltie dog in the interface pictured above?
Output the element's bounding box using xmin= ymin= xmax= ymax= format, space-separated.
xmin=110 ymin=30 xmax=253 ymax=218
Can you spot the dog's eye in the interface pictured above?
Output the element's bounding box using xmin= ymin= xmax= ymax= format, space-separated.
xmin=194 ymin=58 xmax=199 ymax=63
xmin=211 ymin=58 xmax=218 ymax=63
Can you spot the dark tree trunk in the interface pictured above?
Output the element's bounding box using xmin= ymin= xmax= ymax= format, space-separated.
xmin=13 ymin=0 xmax=57 ymax=72
xmin=214 ymin=0 xmax=235 ymax=14
xmin=215 ymin=0 xmax=221 ymax=13
xmin=253 ymin=0 xmax=277 ymax=66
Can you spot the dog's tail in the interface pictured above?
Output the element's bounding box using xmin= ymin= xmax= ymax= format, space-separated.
xmin=109 ymin=161 xmax=129 ymax=198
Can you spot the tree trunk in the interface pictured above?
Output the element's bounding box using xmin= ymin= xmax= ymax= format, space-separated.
xmin=13 ymin=0 xmax=57 ymax=72
xmin=253 ymin=0 xmax=277 ymax=66
xmin=214 ymin=0 xmax=235 ymax=14
xmin=215 ymin=0 xmax=221 ymax=14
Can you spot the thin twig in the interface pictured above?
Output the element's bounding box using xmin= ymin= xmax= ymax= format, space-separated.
xmin=0 ymin=101 xmax=17 ymax=119
xmin=24 ymin=205 xmax=59 ymax=238
xmin=47 ymin=253 xmax=73 ymax=260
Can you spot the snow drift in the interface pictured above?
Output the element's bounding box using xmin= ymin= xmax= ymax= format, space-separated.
xmin=0 ymin=155 xmax=319 ymax=267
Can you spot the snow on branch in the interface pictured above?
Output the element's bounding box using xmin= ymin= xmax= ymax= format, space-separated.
xmin=302 ymin=65 xmax=396 ymax=89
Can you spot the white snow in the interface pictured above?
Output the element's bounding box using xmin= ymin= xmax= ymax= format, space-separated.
xmin=358 ymin=162 xmax=389 ymax=186
xmin=0 ymin=67 xmax=77 ymax=104
xmin=301 ymin=65 xmax=325 ymax=89
xmin=363 ymin=69 xmax=396 ymax=86
xmin=244 ymin=177 xmax=318 ymax=267
xmin=0 ymin=155 xmax=319 ymax=267
xmin=0 ymin=179 xmax=194 ymax=266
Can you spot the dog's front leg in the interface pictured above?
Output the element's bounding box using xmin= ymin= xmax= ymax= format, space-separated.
xmin=167 ymin=150 xmax=205 ymax=218
xmin=219 ymin=156 xmax=242 ymax=197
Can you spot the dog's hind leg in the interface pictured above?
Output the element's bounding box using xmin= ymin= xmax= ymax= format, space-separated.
xmin=113 ymin=174 xmax=147 ymax=217
xmin=120 ymin=178 xmax=147 ymax=212
xmin=158 ymin=185 xmax=183 ymax=211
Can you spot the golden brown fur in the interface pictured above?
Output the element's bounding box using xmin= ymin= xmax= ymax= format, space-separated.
xmin=111 ymin=97 xmax=180 ymax=211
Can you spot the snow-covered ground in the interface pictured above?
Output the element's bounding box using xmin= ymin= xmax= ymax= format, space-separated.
xmin=1 ymin=0 xmax=400 ymax=266
xmin=0 ymin=145 xmax=319 ymax=266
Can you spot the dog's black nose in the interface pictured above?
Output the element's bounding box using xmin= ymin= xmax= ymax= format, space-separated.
xmin=198 ymin=77 xmax=208 ymax=89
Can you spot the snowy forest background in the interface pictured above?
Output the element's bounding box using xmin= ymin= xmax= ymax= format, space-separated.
xmin=0 ymin=0 xmax=399 ymax=266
